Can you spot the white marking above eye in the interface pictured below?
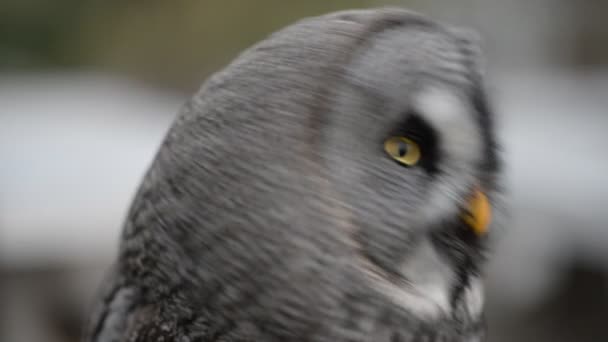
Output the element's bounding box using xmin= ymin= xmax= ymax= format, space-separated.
xmin=413 ymin=86 xmax=484 ymax=223
xmin=413 ymin=86 xmax=482 ymax=165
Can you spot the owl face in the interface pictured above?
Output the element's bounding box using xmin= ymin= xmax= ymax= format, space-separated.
xmin=322 ymin=23 xmax=500 ymax=319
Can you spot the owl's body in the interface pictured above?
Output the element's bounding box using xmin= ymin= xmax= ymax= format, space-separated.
xmin=86 ymin=8 xmax=501 ymax=342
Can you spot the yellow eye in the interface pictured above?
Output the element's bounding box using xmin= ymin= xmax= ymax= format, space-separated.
xmin=384 ymin=137 xmax=421 ymax=166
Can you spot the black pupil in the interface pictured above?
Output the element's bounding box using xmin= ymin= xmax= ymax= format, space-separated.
xmin=398 ymin=141 xmax=408 ymax=157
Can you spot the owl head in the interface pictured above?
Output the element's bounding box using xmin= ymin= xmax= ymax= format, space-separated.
xmin=118 ymin=8 xmax=503 ymax=341
xmin=320 ymin=9 xmax=501 ymax=318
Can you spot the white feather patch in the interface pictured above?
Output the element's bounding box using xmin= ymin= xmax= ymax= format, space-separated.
xmin=414 ymin=87 xmax=482 ymax=164
xmin=464 ymin=277 xmax=485 ymax=318
xmin=397 ymin=236 xmax=454 ymax=316
xmin=360 ymin=237 xmax=454 ymax=320
xmin=413 ymin=87 xmax=483 ymax=220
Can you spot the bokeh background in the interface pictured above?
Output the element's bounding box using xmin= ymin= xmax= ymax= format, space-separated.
xmin=2 ymin=1 xmax=607 ymax=341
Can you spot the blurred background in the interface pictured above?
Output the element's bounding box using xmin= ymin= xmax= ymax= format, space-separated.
xmin=1 ymin=1 xmax=607 ymax=341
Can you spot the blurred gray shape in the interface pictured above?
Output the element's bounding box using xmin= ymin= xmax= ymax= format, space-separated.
xmin=486 ymin=69 xmax=608 ymax=309
xmin=0 ymin=72 xmax=185 ymax=267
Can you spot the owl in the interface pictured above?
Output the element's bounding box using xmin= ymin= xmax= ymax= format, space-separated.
xmin=85 ymin=8 xmax=502 ymax=342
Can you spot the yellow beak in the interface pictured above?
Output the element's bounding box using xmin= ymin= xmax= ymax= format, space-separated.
xmin=461 ymin=188 xmax=492 ymax=236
